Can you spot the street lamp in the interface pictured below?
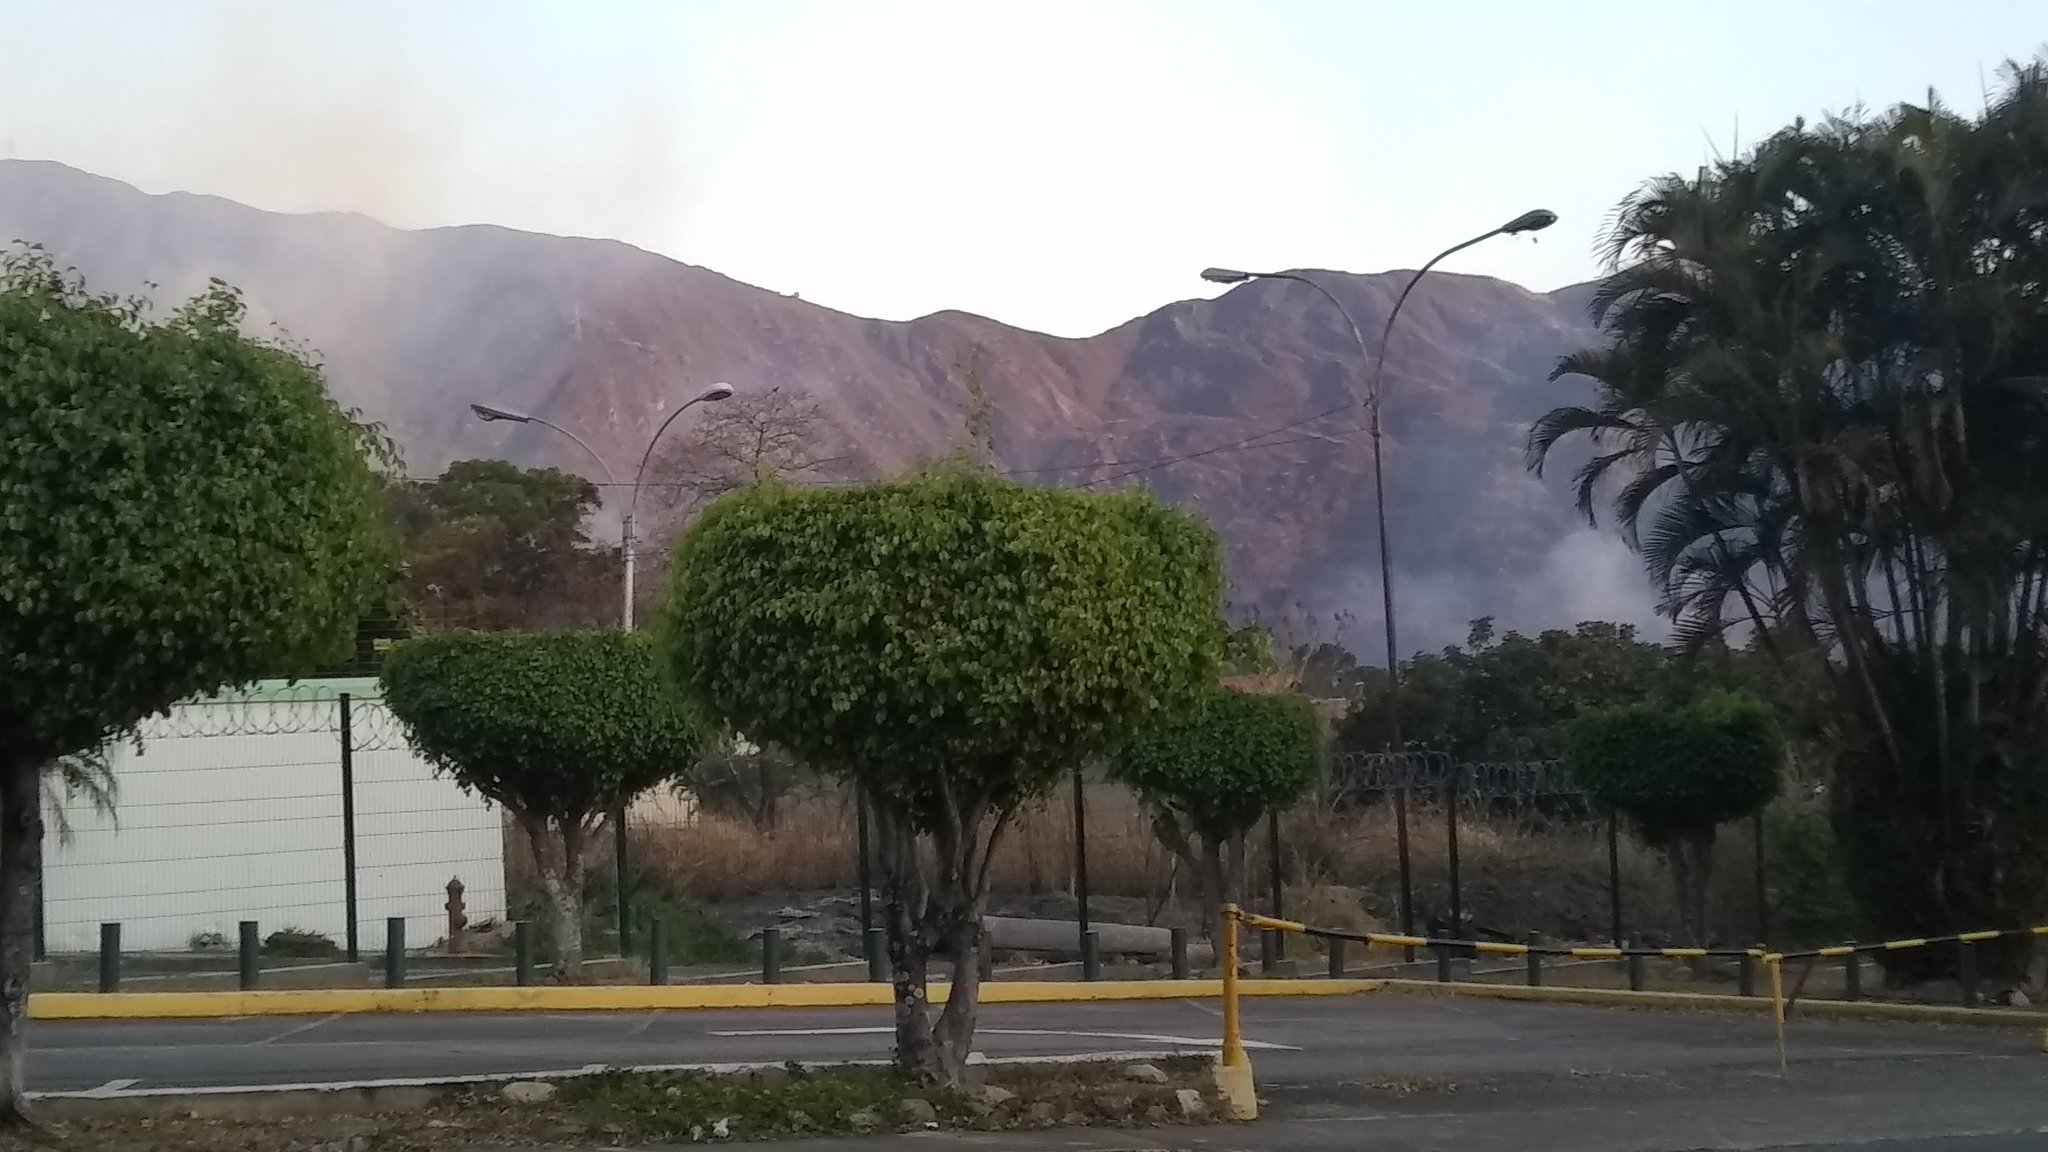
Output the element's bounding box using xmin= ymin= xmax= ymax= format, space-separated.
xmin=466 ymin=382 xmax=734 ymax=629
xmin=1202 ymin=207 xmax=1555 ymax=942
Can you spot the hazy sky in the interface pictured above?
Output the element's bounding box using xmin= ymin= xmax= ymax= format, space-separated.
xmin=2 ymin=1 xmax=2040 ymax=336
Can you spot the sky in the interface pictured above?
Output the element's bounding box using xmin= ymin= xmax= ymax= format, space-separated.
xmin=1 ymin=1 xmax=2041 ymax=337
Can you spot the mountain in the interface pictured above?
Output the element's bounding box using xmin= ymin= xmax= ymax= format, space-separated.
xmin=0 ymin=159 xmax=1657 ymax=653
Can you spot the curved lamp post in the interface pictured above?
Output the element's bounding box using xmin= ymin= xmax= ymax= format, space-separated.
xmin=1201 ymin=207 xmax=1555 ymax=940
xmin=469 ymin=383 xmax=734 ymax=956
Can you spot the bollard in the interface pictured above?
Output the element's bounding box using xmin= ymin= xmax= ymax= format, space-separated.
xmin=1434 ymin=944 xmax=1453 ymax=984
xmin=384 ymin=917 xmax=406 ymax=988
xmin=98 ymin=923 xmax=121 ymax=993
xmin=238 ymin=921 xmax=260 ymax=991
xmin=1739 ymin=950 xmax=1757 ymax=997
xmin=1525 ymin=933 xmax=1542 ymax=988
xmin=649 ymin=919 xmax=668 ymax=986
xmin=513 ymin=921 xmax=535 ymax=986
xmin=1170 ymin=926 xmax=1190 ymax=980
xmin=1081 ymin=929 xmax=1102 ymax=982
xmin=1327 ymin=936 xmax=1346 ymax=980
xmin=978 ymin=940 xmax=994 ymax=983
xmin=1626 ymin=938 xmax=1645 ymax=992
xmin=1259 ymin=929 xmax=1279 ymax=974
xmin=1843 ymin=947 xmax=1862 ymax=1002
xmin=762 ymin=926 xmax=782 ymax=985
xmin=1958 ymin=940 xmax=1978 ymax=1007
xmin=866 ymin=927 xmax=888 ymax=983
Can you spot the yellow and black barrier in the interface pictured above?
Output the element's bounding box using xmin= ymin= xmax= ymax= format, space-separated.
xmin=1225 ymin=906 xmax=2048 ymax=1075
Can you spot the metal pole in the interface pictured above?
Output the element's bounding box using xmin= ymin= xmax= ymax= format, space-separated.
xmin=339 ymin=692 xmax=360 ymax=964
xmin=1395 ymin=783 xmax=1415 ymax=947
xmin=1170 ymin=927 xmax=1190 ymax=979
xmin=616 ymin=515 xmax=633 ymax=957
xmin=649 ymin=918 xmax=668 ymax=985
xmin=1446 ymin=762 xmax=1463 ymax=939
xmin=1606 ymin=809 xmax=1624 ymax=946
xmin=514 ymin=921 xmax=535 ymax=986
xmin=1073 ymin=766 xmax=1092 ymax=954
xmin=384 ymin=917 xmax=406 ymax=987
xmin=1753 ymin=808 xmax=1768 ymax=943
xmin=238 ymin=920 xmax=260 ymax=991
xmin=855 ymin=788 xmax=874 ymax=945
xmin=1220 ymin=905 xmax=1245 ymax=1067
xmin=762 ymin=926 xmax=782 ymax=985
xmin=1267 ymin=808 xmax=1284 ymax=959
xmin=615 ymin=801 xmax=631 ymax=956
xmin=97 ymin=923 xmax=120 ymax=993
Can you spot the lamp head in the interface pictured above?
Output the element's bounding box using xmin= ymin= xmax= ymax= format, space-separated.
xmin=699 ymin=382 xmax=736 ymax=403
xmin=1201 ymin=267 xmax=1255 ymax=285
xmin=469 ymin=402 xmax=531 ymax=424
xmin=1501 ymin=209 xmax=1558 ymax=235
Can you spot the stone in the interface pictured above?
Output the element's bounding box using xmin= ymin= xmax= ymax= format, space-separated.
xmin=1025 ymin=1102 xmax=1057 ymax=1125
xmin=711 ymin=1117 xmax=732 ymax=1138
xmin=500 ymin=1080 xmax=556 ymax=1104
xmin=424 ymin=1120 xmax=451 ymax=1129
xmin=1145 ymin=1104 xmax=1173 ymax=1123
xmin=1122 ymin=1062 xmax=1168 ymax=1084
xmin=1175 ymin=1088 xmax=1209 ymax=1119
xmin=775 ymin=906 xmax=819 ymax=919
xmin=787 ymin=1110 xmax=814 ymax=1131
xmin=974 ymin=1083 xmax=1017 ymax=1107
xmin=2005 ymin=987 xmax=2032 ymax=1007
xmin=900 ymin=1097 xmax=939 ymax=1125
xmin=848 ymin=1109 xmax=882 ymax=1133
xmin=1060 ymin=1111 xmax=1090 ymax=1127
xmin=688 ymin=1125 xmax=703 ymax=1142
xmin=1096 ymin=1094 xmax=1135 ymax=1120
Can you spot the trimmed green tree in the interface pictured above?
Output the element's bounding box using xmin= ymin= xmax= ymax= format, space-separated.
xmin=0 ymin=249 xmax=390 ymax=1122
xmin=660 ymin=467 xmax=1224 ymax=1083
xmin=1562 ymin=690 xmax=1783 ymax=944
xmin=1115 ymin=687 xmax=1322 ymax=938
xmin=379 ymin=631 xmax=700 ymax=975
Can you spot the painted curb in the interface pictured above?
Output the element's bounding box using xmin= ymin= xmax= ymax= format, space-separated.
xmin=1379 ymin=978 xmax=2046 ymax=1029
xmin=30 ymin=977 xmax=1383 ymax=1021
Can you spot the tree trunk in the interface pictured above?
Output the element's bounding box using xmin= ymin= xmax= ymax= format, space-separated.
xmin=521 ymin=813 xmax=584 ymax=979
xmin=0 ymin=763 xmax=42 ymax=1125
xmin=1665 ymin=829 xmax=1716 ymax=947
xmin=873 ymin=800 xmax=938 ymax=1079
xmin=932 ymin=914 xmax=982 ymax=1083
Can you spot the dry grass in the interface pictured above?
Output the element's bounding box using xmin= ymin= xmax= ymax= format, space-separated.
xmin=620 ymin=781 xmax=1768 ymax=948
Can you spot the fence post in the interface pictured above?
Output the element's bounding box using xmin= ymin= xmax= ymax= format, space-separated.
xmin=1267 ymin=809 xmax=1285 ymax=960
xmin=1170 ymin=927 xmax=1190 ymax=980
xmin=339 ymin=692 xmax=360 ymax=964
xmin=1958 ymin=940 xmax=1978 ymax=1007
xmin=1445 ymin=763 xmax=1463 ymax=940
xmin=1259 ymin=929 xmax=1279 ymax=974
xmin=1739 ymin=950 xmax=1757 ymax=997
xmin=514 ymin=921 xmax=535 ymax=986
xmin=1394 ymin=783 xmax=1416 ymax=956
xmin=1073 ymin=767 xmax=1092 ymax=967
xmin=1752 ymin=809 xmax=1769 ymax=943
xmin=648 ymin=919 xmax=668 ymax=986
xmin=1434 ymin=942 xmax=1453 ymax=983
xmin=97 ymin=923 xmax=120 ymax=993
xmin=761 ymin=926 xmax=781 ymax=985
xmin=1625 ymin=937 xmax=1645 ymax=992
xmin=445 ymin=877 xmax=467 ymax=955
xmin=1327 ymin=936 xmax=1346 ymax=979
xmin=238 ymin=921 xmax=260 ymax=990
xmin=1525 ymin=933 xmax=1542 ymax=987
xmin=1081 ymin=929 xmax=1102 ymax=982
xmin=384 ymin=917 xmax=406 ymax=988
xmin=1606 ymin=809 xmax=1623 ymax=947
xmin=614 ymin=800 xmax=631 ymax=956
xmin=1843 ymin=946 xmax=1861 ymax=1002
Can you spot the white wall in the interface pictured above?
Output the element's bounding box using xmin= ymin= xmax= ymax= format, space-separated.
xmin=42 ymin=678 xmax=507 ymax=955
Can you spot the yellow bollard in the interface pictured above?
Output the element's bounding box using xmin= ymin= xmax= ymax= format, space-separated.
xmin=1767 ymin=953 xmax=1788 ymax=1075
xmin=1214 ymin=904 xmax=1258 ymax=1120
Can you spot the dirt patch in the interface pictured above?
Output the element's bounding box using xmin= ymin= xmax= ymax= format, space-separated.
xmin=17 ymin=1057 xmax=1225 ymax=1149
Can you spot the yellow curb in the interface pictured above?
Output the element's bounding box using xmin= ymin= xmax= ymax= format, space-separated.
xmin=1380 ymin=979 xmax=2046 ymax=1029
xmin=30 ymin=978 xmax=1383 ymax=1021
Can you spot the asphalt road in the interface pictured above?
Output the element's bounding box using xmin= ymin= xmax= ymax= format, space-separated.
xmin=28 ymin=994 xmax=2048 ymax=1149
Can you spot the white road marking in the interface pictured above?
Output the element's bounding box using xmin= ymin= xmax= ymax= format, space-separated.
xmin=83 ymin=1079 xmax=138 ymax=1097
xmin=706 ymin=1026 xmax=1299 ymax=1051
xmin=253 ymin=1014 xmax=341 ymax=1046
xmin=630 ymin=1012 xmax=661 ymax=1035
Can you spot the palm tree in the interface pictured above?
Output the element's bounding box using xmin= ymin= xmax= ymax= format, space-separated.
xmin=1531 ymin=61 xmax=2048 ymax=973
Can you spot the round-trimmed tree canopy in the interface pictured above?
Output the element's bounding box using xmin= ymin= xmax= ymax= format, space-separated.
xmin=1562 ymin=689 xmax=1782 ymax=845
xmin=380 ymin=630 xmax=702 ymax=816
xmin=660 ymin=468 xmax=1226 ymax=808
xmin=0 ymin=250 xmax=391 ymax=770
xmin=1116 ymin=686 xmax=1322 ymax=841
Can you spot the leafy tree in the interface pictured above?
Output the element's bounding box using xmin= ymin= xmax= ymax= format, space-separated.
xmin=661 ymin=467 xmax=1224 ymax=1082
xmin=0 ymin=248 xmax=389 ymax=1122
xmin=1530 ymin=61 xmax=2048 ymax=975
xmin=1563 ymin=691 xmax=1783 ymax=943
xmin=379 ymin=631 xmax=699 ymax=975
xmin=388 ymin=459 xmax=620 ymax=631
xmin=1115 ymin=687 xmax=1322 ymax=938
